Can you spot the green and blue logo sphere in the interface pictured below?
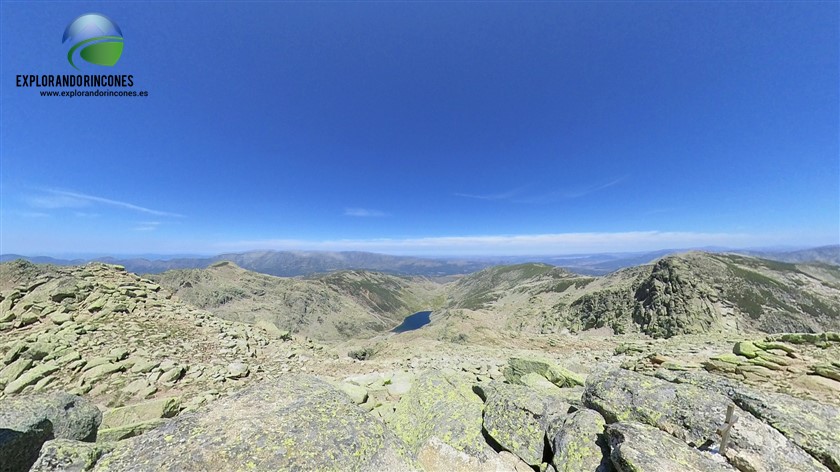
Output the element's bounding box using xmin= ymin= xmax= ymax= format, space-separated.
xmin=62 ymin=14 xmax=123 ymax=70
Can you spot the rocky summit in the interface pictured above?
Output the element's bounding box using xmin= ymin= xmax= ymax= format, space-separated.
xmin=0 ymin=254 xmax=838 ymax=472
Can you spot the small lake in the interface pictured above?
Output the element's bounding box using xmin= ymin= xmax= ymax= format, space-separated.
xmin=391 ymin=311 xmax=432 ymax=333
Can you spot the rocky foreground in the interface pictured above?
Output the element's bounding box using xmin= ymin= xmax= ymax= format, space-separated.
xmin=2 ymin=349 xmax=839 ymax=472
xmin=1 ymin=259 xmax=839 ymax=471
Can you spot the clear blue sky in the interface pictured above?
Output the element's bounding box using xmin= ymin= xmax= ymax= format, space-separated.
xmin=1 ymin=1 xmax=838 ymax=256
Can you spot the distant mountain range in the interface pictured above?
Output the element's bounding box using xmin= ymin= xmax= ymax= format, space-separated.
xmin=2 ymin=250 xmax=839 ymax=341
xmin=1 ymin=245 xmax=837 ymax=277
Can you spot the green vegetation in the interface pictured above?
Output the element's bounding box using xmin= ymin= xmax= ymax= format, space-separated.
xmin=348 ymin=347 xmax=376 ymax=361
xmin=727 ymin=265 xmax=784 ymax=289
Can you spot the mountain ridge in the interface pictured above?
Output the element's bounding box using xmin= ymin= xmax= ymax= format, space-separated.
xmin=2 ymin=245 xmax=837 ymax=277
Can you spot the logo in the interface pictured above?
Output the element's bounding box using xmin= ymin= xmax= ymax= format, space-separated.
xmin=62 ymin=14 xmax=123 ymax=70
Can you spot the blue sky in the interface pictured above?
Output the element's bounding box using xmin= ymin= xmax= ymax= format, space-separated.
xmin=1 ymin=1 xmax=837 ymax=256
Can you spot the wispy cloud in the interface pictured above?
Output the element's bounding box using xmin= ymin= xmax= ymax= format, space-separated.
xmin=27 ymin=189 xmax=183 ymax=217
xmin=133 ymin=221 xmax=162 ymax=231
xmin=214 ymin=230 xmax=771 ymax=256
xmin=344 ymin=208 xmax=388 ymax=217
xmin=562 ymin=176 xmax=627 ymax=199
xmin=456 ymin=178 xmax=627 ymax=205
xmin=454 ymin=187 xmax=524 ymax=201
xmin=16 ymin=211 xmax=51 ymax=218
xmin=514 ymin=176 xmax=628 ymax=204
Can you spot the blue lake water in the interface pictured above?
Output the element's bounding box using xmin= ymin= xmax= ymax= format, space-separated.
xmin=391 ymin=311 xmax=432 ymax=333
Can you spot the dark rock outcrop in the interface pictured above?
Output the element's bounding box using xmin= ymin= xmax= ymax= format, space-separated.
xmin=0 ymin=392 xmax=101 ymax=472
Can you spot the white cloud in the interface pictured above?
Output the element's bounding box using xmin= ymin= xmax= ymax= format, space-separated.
xmin=28 ymin=189 xmax=183 ymax=217
xmin=344 ymin=208 xmax=388 ymax=217
xmin=214 ymin=230 xmax=791 ymax=256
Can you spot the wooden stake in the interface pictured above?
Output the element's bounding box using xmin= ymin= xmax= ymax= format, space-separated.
xmin=717 ymin=403 xmax=738 ymax=455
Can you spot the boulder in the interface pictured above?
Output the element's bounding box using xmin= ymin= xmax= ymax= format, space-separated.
xmin=2 ymin=343 xmax=26 ymax=365
xmin=729 ymin=386 xmax=840 ymax=472
xmin=391 ymin=370 xmax=494 ymax=467
xmin=97 ymin=419 xmax=166 ymax=442
xmin=812 ymin=365 xmax=840 ymax=382
xmin=157 ymin=366 xmax=185 ymax=384
xmin=608 ymin=422 xmax=734 ymax=472
xmin=504 ymin=357 xmax=585 ymax=388
xmin=4 ymin=361 xmax=60 ymax=394
xmin=660 ymin=369 xmax=839 ymax=471
xmin=128 ymin=358 xmax=159 ymax=374
xmin=520 ymin=372 xmax=563 ymax=392
xmin=0 ymin=416 xmax=52 ymax=472
xmin=481 ymin=382 xmax=571 ymax=466
xmin=225 ymin=362 xmax=249 ymax=379
xmin=47 ymin=312 xmax=73 ymax=325
xmin=83 ymin=362 xmax=127 ymax=382
xmin=30 ymin=439 xmax=114 ymax=472
xmin=100 ymin=397 xmax=181 ymax=430
xmin=338 ymin=382 xmax=369 ymax=404
xmin=93 ymin=375 xmax=420 ymax=471
xmin=0 ymin=358 xmax=33 ymax=386
xmin=583 ymin=367 xmax=829 ymax=472
xmin=415 ymin=437 xmax=533 ymax=472
xmin=733 ymin=341 xmax=759 ymax=359
xmin=19 ymin=342 xmax=54 ymax=361
xmin=0 ymin=392 xmax=101 ymax=472
xmin=551 ymin=408 xmax=611 ymax=472
xmin=387 ymin=371 xmax=414 ymax=397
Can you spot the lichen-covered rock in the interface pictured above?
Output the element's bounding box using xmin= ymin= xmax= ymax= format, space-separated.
xmin=386 ymin=371 xmax=414 ymax=397
xmin=391 ymin=370 xmax=494 ymax=466
xmin=551 ymin=408 xmax=611 ymax=472
xmin=100 ymin=397 xmax=180 ymax=430
xmin=583 ymin=367 xmax=828 ymax=472
xmin=729 ymin=387 xmax=840 ymax=472
xmin=733 ymin=341 xmax=759 ymax=359
xmin=415 ymin=436 xmax=533 ymax=472
xmin=667 ymin=369 xmax=839 ymax=471
xmin=225 ymin=362 xmax=249 ymax=379
xmin=608 ymin=422 xmax=734 ymax=472
xmin=0 ymin=357 xmax=33 ymax=386
xmin=30 ymin=439 xmax=114 ymax=472
xmin=94 ymin=375 xmax=419 ymax=471
xmin=338 ymin=381 xmax=369 ymax=404
xmin=4 ymin=361 xmax=59 ymax=394
xmin=97 ymin=419 xmax=166 ymax=442
xmin=520 ymin=372 xmax=563 ymax=392
xmin=481 ymin=382 xmax=571 ymax=466
xmin=0 ymin=392 xmax=101 ymax=472
xmin=503 ymin=357 xmax=585 ymax=388
xmin=811 ymin=365 xmax=840 ymax=382
xmin=767 ymin=332 xmax=840 ymax=345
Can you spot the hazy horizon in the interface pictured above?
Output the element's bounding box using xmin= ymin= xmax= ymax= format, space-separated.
xmin=2 ymin=3 xmax=837 ymax=256
xmin=2 ymin=242 xmax=835 ymax=262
